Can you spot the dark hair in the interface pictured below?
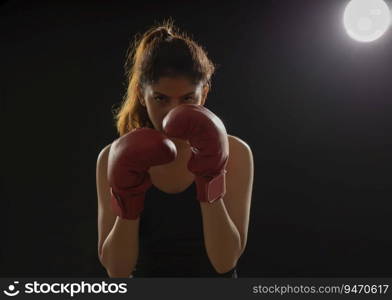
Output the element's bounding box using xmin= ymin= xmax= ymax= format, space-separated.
xmin=113 ymin=19 xmax=216 ymax=136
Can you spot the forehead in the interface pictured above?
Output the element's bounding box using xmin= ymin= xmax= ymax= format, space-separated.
xmin=147 ymin=76 xmax=202 ymax=95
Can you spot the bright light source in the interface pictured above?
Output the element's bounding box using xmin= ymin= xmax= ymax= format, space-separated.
xmin=343 ymin=0 xmax=391 ymax=42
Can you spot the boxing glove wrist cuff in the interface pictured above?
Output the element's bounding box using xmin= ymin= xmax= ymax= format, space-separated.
xmin=195 ymin=170 xmax=227 ymax=203
xmin=110 ymin=188 xmax=144 ymax=220
xmin=109 ymin=174 xmax=152 ymax=220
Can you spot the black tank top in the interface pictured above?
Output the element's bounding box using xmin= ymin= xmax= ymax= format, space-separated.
xmin=132 ymin=181 xmax=238 ymax=278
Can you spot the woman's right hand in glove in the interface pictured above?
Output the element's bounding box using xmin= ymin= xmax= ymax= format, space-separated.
xmin=107 ymin=127 xmax=177 ymax=220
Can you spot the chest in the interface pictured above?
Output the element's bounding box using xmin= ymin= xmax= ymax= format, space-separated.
xmin=147 ymin=151 xmax=195 ymax=194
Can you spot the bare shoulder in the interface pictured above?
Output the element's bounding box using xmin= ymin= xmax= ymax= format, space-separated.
xmin=227 ymin=134 xmax=253 ymax=158
xmin=226 ymin=134 xmax=253 ymax=175
xmin=96 ymin=143 xmax=113 ymax=192
xmin=96 ymin=143 xmax=114 ymax=211
xmin=97 ymin=143 xmax=112 ymax=163
xmin=96 ymin=143 xmax=113 ymax=174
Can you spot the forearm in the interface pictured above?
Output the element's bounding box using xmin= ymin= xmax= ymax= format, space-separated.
xmin=100 ymin=217 xmax=140 ymax=278
xmin=199 ymin=198 xmax=242 ymax=273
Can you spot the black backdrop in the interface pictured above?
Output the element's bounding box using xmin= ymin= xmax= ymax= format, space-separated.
xmin=1 ymin=0 xmax=392 ymax=277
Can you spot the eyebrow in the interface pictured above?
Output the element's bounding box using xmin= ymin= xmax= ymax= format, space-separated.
xmin=153 ymin=91 xmax=195 ymax=97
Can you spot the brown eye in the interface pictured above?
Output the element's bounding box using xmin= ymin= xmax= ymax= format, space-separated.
xmin=154 ymin=96 xmax=166 ymax=102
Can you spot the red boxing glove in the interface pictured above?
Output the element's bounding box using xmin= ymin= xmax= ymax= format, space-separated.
xmin=107 ymin=128 xmax=177 ymax=219
xmin=162 ymin=104 xmax=229 ymax=203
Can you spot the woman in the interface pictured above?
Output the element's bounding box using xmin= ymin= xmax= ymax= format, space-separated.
xmin=96 ymin=20 xmax=254 ymax=278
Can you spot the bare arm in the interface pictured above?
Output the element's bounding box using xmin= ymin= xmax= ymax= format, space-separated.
xmin=96 ymin=144 xmax=139 ymax=277
xmin=200 ymin=199 xmax=242 ymax=274
xmin=200 ymin=135 xmax=254 ymax=274
xmin=101 ymin=217 xmax=140 ymax=278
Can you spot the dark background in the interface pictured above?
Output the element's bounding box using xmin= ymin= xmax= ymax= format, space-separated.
xmin=1 ymin=0 xmax=392 ymax=277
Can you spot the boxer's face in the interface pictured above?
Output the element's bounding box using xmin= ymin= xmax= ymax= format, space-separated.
xmin=140 ymin=76 xmax=208 ymax=132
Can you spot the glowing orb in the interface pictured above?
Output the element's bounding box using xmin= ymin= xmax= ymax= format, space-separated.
xmin=343 ymin=0 xmax=391 ymax=42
